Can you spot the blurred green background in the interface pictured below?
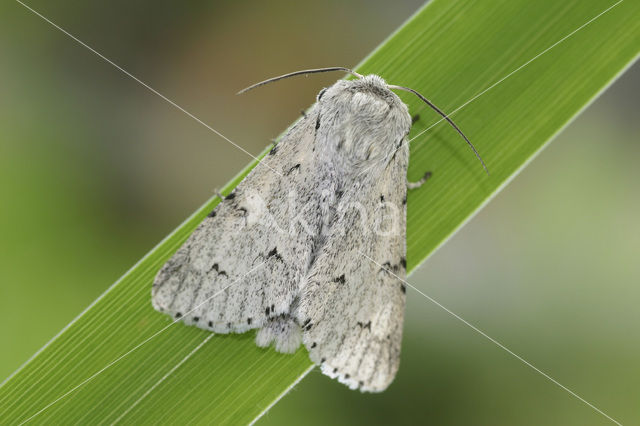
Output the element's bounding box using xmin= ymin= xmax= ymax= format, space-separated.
xmin=1 ymin=1 xmax=638 ymax=424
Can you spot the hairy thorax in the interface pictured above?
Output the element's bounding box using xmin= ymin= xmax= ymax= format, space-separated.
xmin=315 ymin=75 xmax=411 ymax=175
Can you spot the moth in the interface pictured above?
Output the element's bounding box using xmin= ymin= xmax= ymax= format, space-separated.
xmin=152 ymin=67 xmax=486 ymax=392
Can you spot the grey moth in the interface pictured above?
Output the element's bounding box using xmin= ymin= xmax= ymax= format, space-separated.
xmin=152 ymin=67 xmax=485 ymax=392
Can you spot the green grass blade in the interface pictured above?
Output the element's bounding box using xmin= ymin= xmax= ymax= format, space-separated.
xmin=1 ymin=0 xmax=638 ymax=424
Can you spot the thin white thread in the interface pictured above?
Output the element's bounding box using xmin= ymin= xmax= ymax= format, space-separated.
xmin=214 ymin=351 xmax=281 ymax=423
xmin=160 ymin=347 xmax=274 ymax=423
xmin=14 ymin=0 xmax=283 ymax=177
xmin=409 ymin=0 xmax=624 ymax=144
xmin=1 ymin=262 xmax=158 ymax=416
xmin=110 ymin=334 xmax=214 ymax=425
xmin=17 ymin=261 xmax=266 ymax=425
xmin=249 ymin=365 xmax=314 ymax=426
xmin=9 ymin=0 xmax=626 ymax=423
xmin=360 ymin=252 xmax=622 ymax=425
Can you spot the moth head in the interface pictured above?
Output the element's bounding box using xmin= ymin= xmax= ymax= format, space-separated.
xmin=316 ymin=74 xmax=401 ymax=109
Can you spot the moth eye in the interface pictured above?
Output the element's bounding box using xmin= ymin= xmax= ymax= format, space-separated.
xmin=317 ymin=88 xmax=327 ymax=101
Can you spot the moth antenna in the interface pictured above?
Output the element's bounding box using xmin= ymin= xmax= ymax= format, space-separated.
xmin=238 ymin=67 xmax=363 ymax=94
xmin=389 ymin=85 xmax=489 ymax=175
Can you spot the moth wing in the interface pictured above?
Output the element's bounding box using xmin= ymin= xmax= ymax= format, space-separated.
xmin=297 ymin=143 xmax=409 ymax=392
xmin=152 ymin=107 xmax=322 ymax=341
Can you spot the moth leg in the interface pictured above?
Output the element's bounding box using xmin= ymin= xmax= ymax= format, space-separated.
xmin=407 ymin=171 xmax=432 ymax=190
xmin=213 ymin=189 xmax=226 ymax=201
xmin=411 ymin=114 xmax=420 ymax=124
xmin=300 ymin=110 xmax=308 ymax=119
